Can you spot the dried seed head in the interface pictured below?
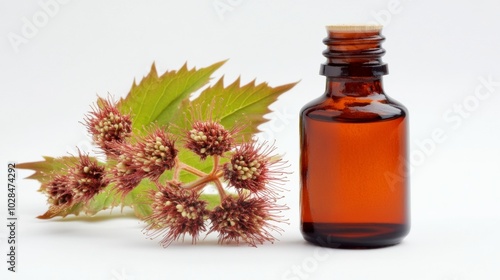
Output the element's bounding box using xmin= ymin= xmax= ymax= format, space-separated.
xmin=224 ymin=141 xmax=287 ymax=196
xmin=85 ymin=98 xmax=132 ymax=156
xmin=109 ymin=144 xmax=143 ymax=197
xmin=44 ymin=153 xmax=108 ymax=207
xmin=144 ymin=184 xmax=209 ymax=247
xmin=108 ymin=128 xmax=178 ymax=197
xmin=185 ymin=121 xmax=234 ymax=160
xmin=208 ymin=195 xmax=286 ymax=247
xmin=132 ymin=128 xmax=178 ymax=181
xmin=71 ymin=153 xmax=109 ymax=202
xmin=45 ymin=175 xmax=74 ymax=207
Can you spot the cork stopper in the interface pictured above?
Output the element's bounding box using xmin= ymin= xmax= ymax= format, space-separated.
xmin=326 ymin=25 xmax=382 ymax=33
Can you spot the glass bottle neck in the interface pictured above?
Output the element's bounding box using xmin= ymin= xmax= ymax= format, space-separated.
xmin=325 ymin=77 xmax=385 ymax=98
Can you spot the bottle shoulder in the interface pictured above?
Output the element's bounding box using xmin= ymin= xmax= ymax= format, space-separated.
xmin=301 ymin=94 xmax=408 ymax=123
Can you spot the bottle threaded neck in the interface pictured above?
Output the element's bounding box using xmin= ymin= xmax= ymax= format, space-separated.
xmin=320 ymin=25 xmax=388 ymax=77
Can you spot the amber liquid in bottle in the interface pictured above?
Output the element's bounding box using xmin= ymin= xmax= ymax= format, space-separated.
xmin=300 ymin=25 xmax=410 ymax=248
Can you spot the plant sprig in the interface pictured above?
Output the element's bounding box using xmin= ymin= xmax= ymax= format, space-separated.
xmin=18 ymin=61 xmax=296 ymax=247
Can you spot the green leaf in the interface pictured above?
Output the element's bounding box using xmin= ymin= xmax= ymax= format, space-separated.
xmin=85 ymin=186 xmax=121 ymax=216
xmin=38 ymin=203 xmax=85 ymax=219
xmin=17 ymin=156 xmax=79 ymax=185
xmin=117 ymin=61 xmax=226 ymax=135
xmin=174 ymin=77 xmax=298 ymax=141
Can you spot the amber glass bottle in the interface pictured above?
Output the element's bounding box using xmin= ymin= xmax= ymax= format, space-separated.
xmin=300 ymin=25 xmax=409 ymax=248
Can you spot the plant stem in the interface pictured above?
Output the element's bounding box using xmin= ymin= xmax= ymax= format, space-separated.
xmin=182 ymin=175 xmax=213 ymax=190
xmin=192 ymin=183 xmax=208 ymax=193
xmin=173 ymin=158 xmax=182 ymax=181
xmin=213 ymin=179 xmax=227 ymax=199
xmin=177 ymin=156 xmax=226 ymax=199
xmin=211 ymin=155 xmax=220 ymax=175
xmin=181 ymin=163 xmax=225 ymax=194
xmin=179 ymin=162 xmax=208 ymax=177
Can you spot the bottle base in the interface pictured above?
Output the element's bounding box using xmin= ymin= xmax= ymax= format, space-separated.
xmin=301 ymin=222 xmax=409 ymax=249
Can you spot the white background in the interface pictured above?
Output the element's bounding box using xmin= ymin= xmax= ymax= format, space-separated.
xmin=1 ymin=0 xmax=500 ymax=279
